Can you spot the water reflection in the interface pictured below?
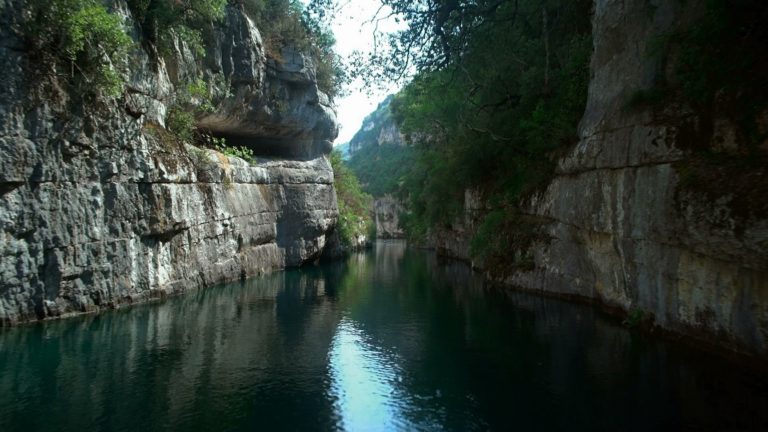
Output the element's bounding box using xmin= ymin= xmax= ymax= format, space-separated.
xmin=0 ymin=241 xmax=767 ymax=431
xmin=328 ymin=318 xmax=406 ymax=431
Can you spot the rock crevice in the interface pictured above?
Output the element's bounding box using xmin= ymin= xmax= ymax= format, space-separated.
xmin=0 ymin=2 xmax=341 ymax=325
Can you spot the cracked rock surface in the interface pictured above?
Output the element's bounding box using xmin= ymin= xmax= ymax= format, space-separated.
xmin=0 ymin=1 xmax=341 ymax=324
xmin=427 ymin=0 xmax=768 ymax=358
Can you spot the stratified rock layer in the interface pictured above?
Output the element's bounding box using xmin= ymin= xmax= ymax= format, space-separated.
xmin=429 ymin=0 xmax=768 ymax=358
xmin=0 ymin=2 xmax=340 ymax=324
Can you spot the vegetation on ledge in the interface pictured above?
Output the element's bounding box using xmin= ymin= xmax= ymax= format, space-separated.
xmin=352 ymin=0 xmax=592 ymax=262
xmin=330 ymin=151 xmax=375 ymax=249
xmin=243 ymin=0 xmax=347 ymax=98
xmin=24 ymin=0 xmax=133 ymax=98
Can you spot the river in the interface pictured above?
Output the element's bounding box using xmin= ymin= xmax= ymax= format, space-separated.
xmin=1 ymin=241 xmax=766 ymax=431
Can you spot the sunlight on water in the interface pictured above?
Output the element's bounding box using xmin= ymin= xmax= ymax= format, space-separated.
xmin=0 ymin=242 xmax=766 ymax=431
xmin=328 ymin=317 xmax=406 ymax=431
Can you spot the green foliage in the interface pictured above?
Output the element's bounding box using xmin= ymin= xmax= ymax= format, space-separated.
xmin=331 ymin=151 xmax=374 ymax=248
xmin=345 ymin=97 xmax=413 ymax=197
xmin=380 ymin=0 xmax=593 ymax=260
xmin=348 ymin=145 xmax=414 ymax=198
xmin=623 ymin=309 xmax=645 ymax=329
xmin=633 ymin=0 xmax=768 ymax=148
xmin=127 ymin=0 xmax=226 ymax=58
xmin=242 ymin=0 xmax=346 ymax=97
xmin=469 ymin=210 xmax=508 ymax=261
xmin=144 ymin=121 xmax=183 ymax=151
xmin=187 ymin=79 xmax=209 ymax=99
xmin=166 ymin=78 xmax=221 ymax=143
xmin=170 ymin=25 xmax=206 ymax=57
xmin=469 ymin=209 xmax=544 ymax=274
xmin=215 ymin=140 xmax=256 ymax=164
xmin=166 ymin=107 xmax=196 ymax=143
xmin=25 ymin=0 xmax=132 ymax=97
xmin=186 ymin=79 xmax=215 ymax=112
xmin=188 ymin=146 xmax=215 ymax=174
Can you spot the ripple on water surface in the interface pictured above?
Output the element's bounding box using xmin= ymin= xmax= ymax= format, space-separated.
xmin=1 ymin=241 xmax=767 ymax=431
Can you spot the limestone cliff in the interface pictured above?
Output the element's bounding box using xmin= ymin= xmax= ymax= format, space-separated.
xmin=0 ymin=2 xmax=340 ymax=324
xmin=346 ymin=95 xmax=404 ymax=155
xmin=374 ymin=195 xmax=405 ymax=239
xmin=428 ymin=0 xmax=768 ymax=358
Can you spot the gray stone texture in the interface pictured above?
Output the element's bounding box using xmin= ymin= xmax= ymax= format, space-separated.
xmin=429 ymin=0 xmax=768 ymax=357
xmin=0 ymin=1 xmax=340 ymax=324
xmin=374 ymin=195 xmax=405 ymax=239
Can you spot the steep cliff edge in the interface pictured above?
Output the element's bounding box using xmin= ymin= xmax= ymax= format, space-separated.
xmin=0 ymin=2 xmax=340 ymax=324
xmin=429 ymin=0 xmax=768 ymax=358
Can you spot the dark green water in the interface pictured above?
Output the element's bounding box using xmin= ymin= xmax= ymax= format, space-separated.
xmin=1 ymin=241 xmax=767 ymax=431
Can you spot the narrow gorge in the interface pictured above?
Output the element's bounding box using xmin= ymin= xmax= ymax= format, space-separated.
xmin=345 ymin=0 xmax=768 ymax=361
xmin=0 ymin=0 xmax=767 ymax=430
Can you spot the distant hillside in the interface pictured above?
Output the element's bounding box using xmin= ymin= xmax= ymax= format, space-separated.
xmin=334 ymin=142 xmax=351 ymax=160
xmin=346 ymin=96 xmax=413 ymax=198
xmin=348 ymin=95 xmax=405 ymax=155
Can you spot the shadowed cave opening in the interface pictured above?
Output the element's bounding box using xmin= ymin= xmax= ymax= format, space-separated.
xmin=211 ymin=131 xmax=316 ymax=160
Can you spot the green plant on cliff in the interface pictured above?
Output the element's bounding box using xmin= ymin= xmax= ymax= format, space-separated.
xmin=215 ymin=141 xmax=256 ymax=164
xmin=24 ymin=0 xmax=132 ymax=97
xmin=166 ymin=107 xmax=196 ymax=143
xmin=188 ymin=146 xmax=217 ymax=178
xmin=631 ymin=0 xmax=768 ymax=148
xmin=127 ymin=0 xmax=226 ymax=57
xmin=242 ymin=0 xmax=347 ymax=98
xmin=186 ymin=79 xmax=216 ymax=113
xmin=623 ymin=309 xmax=645 ymax=329
xmin=352 ymin=0 xmax=592 ymax=262
xmin=330 ymin=150 xmax=374 ymax=248
xmin=166 ymin=79 xmax=220 ymax=146
xmin=628 ymin=0 xmax=768 ymax=226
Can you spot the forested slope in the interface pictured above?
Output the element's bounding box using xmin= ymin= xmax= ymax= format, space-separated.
xmin=352 ymin=0 xmax=768 ymax=358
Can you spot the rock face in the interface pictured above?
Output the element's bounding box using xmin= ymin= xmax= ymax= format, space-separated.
xmin=374 ymin=195 xmax=405 ymax=239
xmin=427 ymin=189 xmax=485 ymax=262
xmin=430 ymin=0 xmax=768 ymax=358
xmin=0 ymin=2 xmax=340 ymax=324
xmin=346 ymin=95 xmax=404 ymax=155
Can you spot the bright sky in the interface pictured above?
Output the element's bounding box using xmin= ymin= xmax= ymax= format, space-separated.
xmin=323 ymin=0 xmax=404 ymax=144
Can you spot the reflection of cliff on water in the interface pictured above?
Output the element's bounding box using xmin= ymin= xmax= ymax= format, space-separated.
xmin=416 ymin=248 xmax=768 ymax=430
xmin=1 ymin=241 xmax=766 ymax=431
xmin=0 ymin=270 xmax=346 ymax=432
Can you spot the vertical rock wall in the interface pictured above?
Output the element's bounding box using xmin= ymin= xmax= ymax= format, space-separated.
xmin=374 ymin=195 xmax=405 ymax=239
xmin=430 ymin=0 xmax=768 ymax=358
xmin=0 ymin=2 xmax=341 ymax=324
xmin=513 ymin=0 xmax=768 ymax=356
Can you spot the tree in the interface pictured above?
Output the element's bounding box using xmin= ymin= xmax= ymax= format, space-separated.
xmin=356 ymin=0 xmax=593 ymax=260
xmin=352 ymin=0 xmax=528 ymax=86
xmin=330 ymin=151 xmax=375 ymax=247
xmin=127 ymin=0 xmax=226 ymax=55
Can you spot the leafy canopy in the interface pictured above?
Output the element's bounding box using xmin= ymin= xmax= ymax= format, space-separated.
xmin=26 ymin=0 xmax=133 ymax=97
xmin=331 ymin=151 xmax=375 ymax=248
xmin=127 ymin=0 xmax=226 ymax=56
xmin=350 ymin=0 xmax=593 ymax=261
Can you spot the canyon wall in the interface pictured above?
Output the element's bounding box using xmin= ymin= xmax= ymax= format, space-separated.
xmin=374 ymin=195 xmax=405 ymax=239
xmin=429 ymin=0 xmax=768 ymax=357
xmin=0 ymin=2 xmax=341 ymax=324
xmin=347 ymin=95 xmax=404 ymax=156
